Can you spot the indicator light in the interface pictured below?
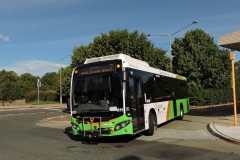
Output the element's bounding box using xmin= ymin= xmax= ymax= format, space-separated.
xmin=116 ymin=64 xmax=121 ymax=69
xmin=74 ymin=69 xmax=78 ymax=74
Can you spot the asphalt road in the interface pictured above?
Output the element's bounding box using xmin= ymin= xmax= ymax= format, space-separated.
xmin=0 ymin=107 xmax=240 ymax=160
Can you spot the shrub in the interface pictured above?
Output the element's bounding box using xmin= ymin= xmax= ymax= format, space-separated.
xmin=25 ymin=90 xmax=58 ymax=102
xmin=46 ymin=90 xmax=57 ymax=101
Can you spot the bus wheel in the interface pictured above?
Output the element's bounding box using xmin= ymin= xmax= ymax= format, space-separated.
xmin=146 ymin=112 xmax=157 ymax=136
xmin=178 ymin=107 xmax=184 ymax=120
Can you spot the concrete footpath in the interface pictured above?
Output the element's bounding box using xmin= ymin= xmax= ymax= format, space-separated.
xmin=207 ymin=114 xmax=240 ymax=145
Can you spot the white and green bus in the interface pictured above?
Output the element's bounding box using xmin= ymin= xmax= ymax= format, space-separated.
xmin=69 ymin=54 xmax=189 ymax=139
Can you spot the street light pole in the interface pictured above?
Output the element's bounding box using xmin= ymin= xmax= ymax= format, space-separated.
xmin=60 ymin=66 xmax=62 ymax=105
xmin=60 ymin=54 xmax=72 ymax=105
xmin=148 ymin=21 xmax=198 ymax=72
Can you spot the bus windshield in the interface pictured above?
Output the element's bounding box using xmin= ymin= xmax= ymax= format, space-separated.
xmin=72 ymin=74 xmax=123 ymax=113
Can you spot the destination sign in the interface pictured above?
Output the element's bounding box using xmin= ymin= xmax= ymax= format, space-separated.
xmin=79 ymin=63 xmax=115 ymax=75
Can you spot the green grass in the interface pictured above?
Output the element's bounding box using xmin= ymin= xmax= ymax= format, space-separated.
xmin=2 ymin=99 xmax=59 ymax=106
xmin=3 ymin=99 xmax=26 ymax=106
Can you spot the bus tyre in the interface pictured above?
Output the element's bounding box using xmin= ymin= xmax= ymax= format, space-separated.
xmin=146 ymin=112 xmax=157 ymax=136
xmin=178 ymin=107 xmax=184 ymax=120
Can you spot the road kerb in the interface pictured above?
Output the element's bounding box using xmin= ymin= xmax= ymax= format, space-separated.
xmin=207 ymin=123 xmax=240 ymax=145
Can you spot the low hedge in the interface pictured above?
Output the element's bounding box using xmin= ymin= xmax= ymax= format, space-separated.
xmin=25 ymin=90 xmax=58 ymax=102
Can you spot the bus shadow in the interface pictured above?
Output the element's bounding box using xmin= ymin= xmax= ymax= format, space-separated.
xmin=64 ymin=127 xmax=141 ymax=144
xmin=187 ymin=103 xmax=240 ymax=117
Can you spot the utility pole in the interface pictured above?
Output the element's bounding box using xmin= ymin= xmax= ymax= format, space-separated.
xmin=230 ymin=53 xmax=238 ymax=126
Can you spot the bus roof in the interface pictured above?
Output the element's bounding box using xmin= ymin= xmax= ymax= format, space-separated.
xmin=84 ymin=54 xmax=186 ymax=80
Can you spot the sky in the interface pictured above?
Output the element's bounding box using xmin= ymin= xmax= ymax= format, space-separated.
xmin=0 ymin=0 xmax=240 ymax=77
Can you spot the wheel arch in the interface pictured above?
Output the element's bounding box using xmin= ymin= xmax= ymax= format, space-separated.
xmin=177 ymin=103 xmax=184 ymax=120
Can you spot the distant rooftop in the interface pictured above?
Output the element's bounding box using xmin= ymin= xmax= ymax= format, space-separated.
xmin=218 ymin=30 xmax=240 ymax=51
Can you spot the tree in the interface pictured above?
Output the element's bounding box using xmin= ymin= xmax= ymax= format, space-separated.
xmin=0 ymin=70 xmax=21 ymax=106
xmin=18 ymin=73 xmax=39 ymax=97
xmin=235 ymin=61 xmax=240 ymax=100
xmin=41 ymin=72 xmax=59 ymax=91
xmin=65 ymin=29 xmax=169 ymax=100
xmin=61 ymin=29 xmax=170 ymax=98
xmin=172 ymin=29 xmax=231 ymax=104
xmin=71 ymin=29 xmax=170 ymax=70
xmin=58 ymin=66 xmax=72 ymax=99
xmin=235 ymin=61 xmax=240 ymax=81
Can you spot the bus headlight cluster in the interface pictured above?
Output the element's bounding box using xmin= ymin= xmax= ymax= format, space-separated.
xmin=72 ymin=123 xmax=80 ymax=131
xmin=114 ymin=120 xmax=130 ymax=131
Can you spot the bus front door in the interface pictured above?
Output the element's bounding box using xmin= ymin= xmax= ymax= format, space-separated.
xmin=128 ymin=77 xmax=145 ymax=133
xmin=172 ymin=92 xmax=177 ymax=117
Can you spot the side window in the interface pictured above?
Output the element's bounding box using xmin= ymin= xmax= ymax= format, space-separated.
xmin=143 ymin=75 xmax=174 ymax=102
xmin=136 ymin=78 xmax=142 ymax=99
xmin=129 ymin=78 xmax=135 ymax=103
xmin=143 ymin=76 xmax=155 ymax=103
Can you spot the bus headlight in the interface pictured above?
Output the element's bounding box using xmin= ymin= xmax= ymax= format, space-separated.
xmin=72 ymin=123 xmax=81 ymax=131
xmin=72 ymin=123 xmax=79 ymax=129
xmin=72 ymin=124 xmax=77 ymax=129
xmin=114 ymin=120 xmax=130 ymax=131
xmin=115 ymin=125 xmax=121 ymax=131
xmin=121 ymin=122 xmax=127 ymax=128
